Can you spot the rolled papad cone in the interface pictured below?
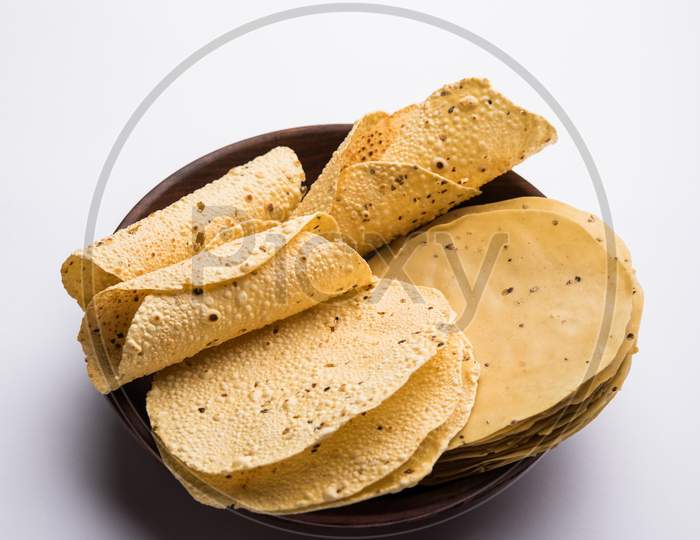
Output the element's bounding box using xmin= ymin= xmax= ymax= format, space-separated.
xmin=62 ymin=146 xmax=304 ymax=308
xmin=80 ymin=213 xmax=372 ymax=393
xmin=293 ymin=78 xmax=556 ymax=254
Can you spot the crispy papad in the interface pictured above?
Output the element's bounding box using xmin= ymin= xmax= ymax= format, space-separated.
xmin=62 ymin=147 xmax=304 ymax=308
xmin=293 ymin=78 xmax=556 ymax=254
xmin=81 ymin=213 xmax=372 ymax=393
xmin=155 ymin=328 xmax=466 ymax=513
xmin=292 ymin=335 xmax=480 ymax=512
xmin=147 ymin=279 xmax=457 ymax=476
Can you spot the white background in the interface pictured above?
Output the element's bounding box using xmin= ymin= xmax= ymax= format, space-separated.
xmin=1 ymin=1 xmax=698 ymax=538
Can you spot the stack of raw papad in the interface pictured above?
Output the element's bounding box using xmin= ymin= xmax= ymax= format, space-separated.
xmin=293 ymin=78 xmax=556 ymax=254
xmin=61 ymin=147 xmax=305 ymax=308
xmin=147 ymin=279 xmax=480 ymax=513
xmin=370 ymin=197 xmax=643 ymax=480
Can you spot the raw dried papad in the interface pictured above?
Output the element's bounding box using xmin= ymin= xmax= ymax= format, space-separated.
xmin=442 ymin=344 xmax=635 ymax=460
xmin=451 ymin=304 xmax=640 ymax=451
xmin=438 ymin=197 xmax=637 ymax=274
xmin=62 ymin=147 xmax=304 ymax=308
xmin=444 ymin=288 xmax=640 ymax=451
xmin=369 ymin=207 xmax=635 ymax=447
xmin=430 ymin=198 xmax=643 ymax=448
xmin=147 ymin=279 xmax=457 ymax=477
xmin=81 ymin=213 xmax=372 ymax=393
xmin=293 ymin=78 xmax=556 ymax=253
xmin=427 ymin=352 xmax=633 ymax=481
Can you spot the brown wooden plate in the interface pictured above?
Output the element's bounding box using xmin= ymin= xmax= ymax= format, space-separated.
xmin=107 ymin=124 xmax=544 ymax=537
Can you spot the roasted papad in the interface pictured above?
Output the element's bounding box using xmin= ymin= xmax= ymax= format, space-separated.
xmin=82 ymin=213 xmax=372 ymax=392
xmin=62 ymin=147 xmax=304 ymax=308
xmin=293 ymin=79 xmax=556 ymax=254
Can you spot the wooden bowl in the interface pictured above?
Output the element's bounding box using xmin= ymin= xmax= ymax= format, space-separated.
xmin=108 ymin=124 xmax=544 ymax=537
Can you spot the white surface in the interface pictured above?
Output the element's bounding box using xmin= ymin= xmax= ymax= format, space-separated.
xmin=1 ymin=0 xmax=698 ymax=538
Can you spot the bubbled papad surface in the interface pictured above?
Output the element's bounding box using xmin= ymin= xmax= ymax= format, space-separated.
xmin=288 ymin=334 xmax=480 ymax=513
xmin=81 ymin=213 xmax=372 ymax=393
xmin=293 ymin=78 xmax=555 ymax=253
xmin=369 ymin=208 xmax=635 ymax=447
xmin=62 ymin=147 xmax=304 ymax=308
xmin=154 ymin=326 xmax=466 ymax=513
xmin=324 ymin=162 xmax=479 ymax=255
xmin=147 ymin=279 xmax=457 ymax=478
xmin=378 ymin=79 xmax=556 ymax=189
